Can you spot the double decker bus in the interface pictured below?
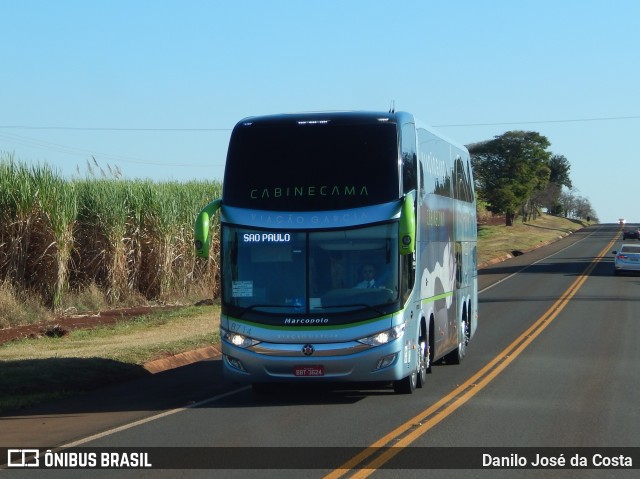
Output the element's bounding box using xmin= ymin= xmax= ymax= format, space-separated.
xmin=194 ymin=111 xmax=477 ymax=394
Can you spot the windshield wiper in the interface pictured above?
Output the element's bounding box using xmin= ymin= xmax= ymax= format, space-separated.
xmin=237 ymin=302 xmax=388 ymax=318
xmin=317 ymin=303 xmax=387 ymax=316
xmin=238 ymin=303 xmax=301 ymax=319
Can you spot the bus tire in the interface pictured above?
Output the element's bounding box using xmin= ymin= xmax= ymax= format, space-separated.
xmin=393 ymin=368 xmax=417 ymax=394
xmin=417 ymin=321 xmax=432 ymax=388
xmin=416 ymin=339 xmax=427 ymax=388
xmin=444 ymin=317 xmax=469 ymax=365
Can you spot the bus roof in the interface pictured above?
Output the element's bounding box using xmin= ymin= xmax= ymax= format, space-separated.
xmin=235 ymin=111 xmax=410 ymax=127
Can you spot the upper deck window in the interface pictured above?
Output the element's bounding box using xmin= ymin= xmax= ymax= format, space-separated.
xmin=223 ymin=120 xmax=400 ymax=211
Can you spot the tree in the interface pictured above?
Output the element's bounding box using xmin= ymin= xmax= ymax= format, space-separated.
xmin=548 ymin=154 xmax=572 ymax=187
xmin=559 ymin=189 xmax=598 ymax=222
xmin=539 ymin=154 xmax=572 ymax=215
xmin=469 ymin=131 xmax=552 ymax=226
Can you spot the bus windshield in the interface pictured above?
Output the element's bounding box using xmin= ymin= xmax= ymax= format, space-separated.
xmin=222 ymin=223 xmax=400 ymax=316
xmin=223 ymin=120 xmax=400 ymax=211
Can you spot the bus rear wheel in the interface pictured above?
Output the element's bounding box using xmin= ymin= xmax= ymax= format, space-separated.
xmin=444 ymin=318 xmax=469 ymax=365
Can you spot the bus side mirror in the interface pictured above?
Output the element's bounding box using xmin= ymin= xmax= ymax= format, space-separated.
xmin=399 ymin=191 xmax=416 ymax=255
xmin=194 ymin=199 xmax=222 ymax=259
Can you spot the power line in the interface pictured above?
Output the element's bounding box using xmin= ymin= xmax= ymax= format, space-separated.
xmin=0 ymin=126 xmax=232 ymax=131
xmin=434 ymin=115 xmax=640 ymax=128
xmin=0 ymin=115 xmax=639 ymax=131
xmin=2 ymin=114 xmax=638 ymax=169
xmin=0 ymin=132 xmax=223 ymax=168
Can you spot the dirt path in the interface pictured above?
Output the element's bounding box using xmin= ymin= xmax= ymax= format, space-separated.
xmin=0 ymin=305 xmax=180 ymax=345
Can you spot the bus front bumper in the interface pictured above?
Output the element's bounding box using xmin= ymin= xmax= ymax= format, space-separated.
xmin=221 ymin=338 xmax=415 ymax=384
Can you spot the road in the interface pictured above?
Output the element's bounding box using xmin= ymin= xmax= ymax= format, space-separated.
xmin=2 ymin=223 xmax=638 ymax=478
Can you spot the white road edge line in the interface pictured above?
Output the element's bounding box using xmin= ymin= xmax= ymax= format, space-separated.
xmin=61 ymin=385 xmax=251 ymax=448
xmin=478 ymin=226 xmax=601 ymax=294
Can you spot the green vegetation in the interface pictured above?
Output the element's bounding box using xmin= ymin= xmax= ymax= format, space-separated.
xmin=477 ymin=213 xmax=589 ymax=266
xmin=470 ymin=131 xmax=596 ymax=225
xmin=0 ymin=154 xmax=221 ymax=328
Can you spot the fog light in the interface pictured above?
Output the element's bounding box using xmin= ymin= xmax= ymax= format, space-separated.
xmin=224 ymin=354 xmax=246 ymax=372
xmin=375 ymin=353 xmax=398 ymax=370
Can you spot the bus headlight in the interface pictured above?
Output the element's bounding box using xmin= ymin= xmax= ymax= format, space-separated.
xmin=221 ymin=328 xmax=261 ymax=348
xmin=357 ymin=324 xmax=405 ymax=346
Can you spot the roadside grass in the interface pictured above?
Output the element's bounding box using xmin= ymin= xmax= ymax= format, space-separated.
xmin=0 ymin=214 xmax=590 ymax=414
xmin=0 ymin=305 xmax=220 ymax=414
xmin=477 ymin=214 xmax=588 ymax=265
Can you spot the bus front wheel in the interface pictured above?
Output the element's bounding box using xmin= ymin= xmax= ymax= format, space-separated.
xmin=416 ymin=336 xmax=432 ymax=388
xmin=393 ymin=368 xmax=417 ymax=394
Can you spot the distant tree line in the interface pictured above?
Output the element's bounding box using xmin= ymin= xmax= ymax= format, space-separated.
xmin=468 ymin=131 xmax=598 ymax=226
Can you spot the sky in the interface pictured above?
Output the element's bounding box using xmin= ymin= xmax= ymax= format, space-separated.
xmin=1 ymin=0 xmax=639 ymax=224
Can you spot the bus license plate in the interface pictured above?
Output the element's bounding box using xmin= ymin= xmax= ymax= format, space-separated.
xmin=294 ymin=365 xmax=324 ymax=377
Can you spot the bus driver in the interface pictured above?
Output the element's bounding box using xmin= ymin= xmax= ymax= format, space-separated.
xmin=354 ymin=264 xmax=381 ymax=289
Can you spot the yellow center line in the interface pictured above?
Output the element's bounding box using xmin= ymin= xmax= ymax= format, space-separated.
xmin=325 ymin=236 xmax=616 ymax=479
